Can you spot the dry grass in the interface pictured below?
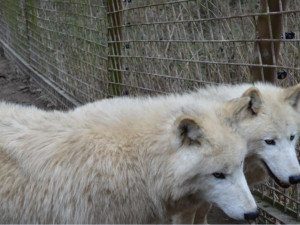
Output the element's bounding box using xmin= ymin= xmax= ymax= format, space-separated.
xmin=113 ymin=0 xmax=300 ymax=95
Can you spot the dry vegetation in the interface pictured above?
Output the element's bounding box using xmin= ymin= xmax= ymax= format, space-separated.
xmin=114 ymin=0 xmax=300 ymax=96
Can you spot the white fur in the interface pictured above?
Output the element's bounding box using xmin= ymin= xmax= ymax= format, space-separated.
xmin=193 ymin=83 xmax=300 ymax=184
xmin=0 ymin=93 xmax=257 ymax=223
xmin=172 ymin=83 xmax=300 ymax=224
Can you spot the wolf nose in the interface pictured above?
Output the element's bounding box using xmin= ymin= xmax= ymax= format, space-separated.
xmin=289 ymin=175 xmax=300 ymax=184
xmin=244 ymin=209 xmax=259 ymax=220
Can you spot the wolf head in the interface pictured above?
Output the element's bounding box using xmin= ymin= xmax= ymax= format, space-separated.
xmin=167 ymin=98 xmax=258 ymax=220
xmin=236 ymin=84 xmax=300 ymax=187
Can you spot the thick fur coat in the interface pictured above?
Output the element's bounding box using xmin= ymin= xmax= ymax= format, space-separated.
xmin=0 ymin=93 xmax=257 ymax=223
xmin=172 ymin=83 xmax=300 ymax=224
xmin=193 ymin=83 xmax=300 ymax=185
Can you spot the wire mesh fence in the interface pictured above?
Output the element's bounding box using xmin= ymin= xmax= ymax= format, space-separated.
xmin=107 ymin=0 xmax=300 ymax=97
xmin=1 ymin=0 xmax=300 ymax=223
xmin=0 ymin=0 xmax=108 ymax=107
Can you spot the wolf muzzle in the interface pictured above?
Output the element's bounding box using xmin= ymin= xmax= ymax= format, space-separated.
xmin=244 ymin=209 xmax=259 ymax=220
xmin=289 ymin=175 xmax=300 ymax=184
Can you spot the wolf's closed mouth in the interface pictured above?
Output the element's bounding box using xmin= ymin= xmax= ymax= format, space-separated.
xmin=262 ymin=160 xmax=290 ymax=188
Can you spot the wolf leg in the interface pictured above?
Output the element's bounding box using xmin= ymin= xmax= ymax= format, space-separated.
xmin=171 ymin=208 xmax=196 ymax=224
xmin=193 ymin=201 xmax=212 ymax=224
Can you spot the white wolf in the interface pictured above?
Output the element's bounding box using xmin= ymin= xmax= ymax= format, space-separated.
xmin=0 ymin=93 xmax=258 ymax=223
xmin=173 ymin=83 xmax=300 ymax=224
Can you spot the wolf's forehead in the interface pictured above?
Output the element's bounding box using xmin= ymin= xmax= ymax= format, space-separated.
xmin=200 ymin=110 xmax=247 ymax=148
xmin=214 ymin=155 xmax=245 ymax=172
xmin=208 ymin=129 xmax=247 ymax=156
xmin=259 ymin=98 xmax=297 ymax=127
xmin=210 ymin=119 xmax=245 ymax=140
xmin=267 ymin=107 xmax=298 ymax=132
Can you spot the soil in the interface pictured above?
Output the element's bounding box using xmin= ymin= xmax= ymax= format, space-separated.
xmin=0 ymin=48 xmax=54 ymax=109
xmin=0 ymin=47 xmax=248 ymax=224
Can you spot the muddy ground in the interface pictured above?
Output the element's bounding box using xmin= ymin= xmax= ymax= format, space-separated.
xmin=0 ymin=47 xmax=247 ymax=224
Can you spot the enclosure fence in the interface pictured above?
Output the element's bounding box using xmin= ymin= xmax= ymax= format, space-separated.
xmin=1 ymin=0 xmax=300 ymax=223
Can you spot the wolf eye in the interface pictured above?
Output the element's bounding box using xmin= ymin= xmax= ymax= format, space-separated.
xmin=290 ymin=135 xmax=295 ymax=141
xmin=213 ymin=173 xmax=226 ymax=179
xmin=265 ymin=139 xmax=276 ymax=145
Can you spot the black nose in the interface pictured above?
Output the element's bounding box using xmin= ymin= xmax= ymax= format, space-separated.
xmin=244 ymin=209 xmax=259 ymax=220
xmin=289 ymin=175 xmax=300 ymax=184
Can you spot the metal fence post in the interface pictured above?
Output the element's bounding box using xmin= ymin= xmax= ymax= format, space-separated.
xmin=252 ymin=0 xmax=287 ymax=83
xmin=107 ymin=0 xmax=123 ymax=96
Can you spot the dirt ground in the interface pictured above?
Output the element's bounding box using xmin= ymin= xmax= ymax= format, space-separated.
xmin=0 ymin=48 xmax=54 ymax=109
xmin=0 ymin=47 xmax=248 ymax=224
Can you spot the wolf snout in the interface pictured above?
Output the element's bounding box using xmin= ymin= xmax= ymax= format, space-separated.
xmin=289 ymin=175 xmax=300 ymax=184
xmin=244 ymin=209 xmax=259 ymax=220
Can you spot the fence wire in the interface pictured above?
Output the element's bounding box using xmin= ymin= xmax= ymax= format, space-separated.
xmin=1 ymin=0 xmax=300 ymax=223
xmin=107 ymin=0 xmax=300 ymax=97
xmin=0 ymin=0 xmax=108 ymax=106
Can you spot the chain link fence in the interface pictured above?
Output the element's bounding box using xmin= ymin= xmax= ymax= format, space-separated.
xmin=1 ymin=0 xmax=300 ymax=223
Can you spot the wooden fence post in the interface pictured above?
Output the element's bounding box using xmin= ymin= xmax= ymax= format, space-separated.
xmin=252 ymin=0 xmax=287 ymax=83
xmin=107 ymin=0 xmax=123 ymax=96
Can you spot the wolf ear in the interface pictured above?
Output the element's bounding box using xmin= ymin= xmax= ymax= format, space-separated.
xmin=226 ymin=87 xmax=262 ymax=121
xmin=226 ymin=97 xmax=252 ymax=121
xmin=241 ymin=87 xmax=262 ymax=115
xmin=284 ymin=84 xmax=300 ymax=113
xmin=174 ymin=116 xmax=203 ymax=148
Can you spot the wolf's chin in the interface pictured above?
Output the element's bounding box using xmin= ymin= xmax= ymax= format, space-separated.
xmin=262 ymin=160 xmax=290 ymax=188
